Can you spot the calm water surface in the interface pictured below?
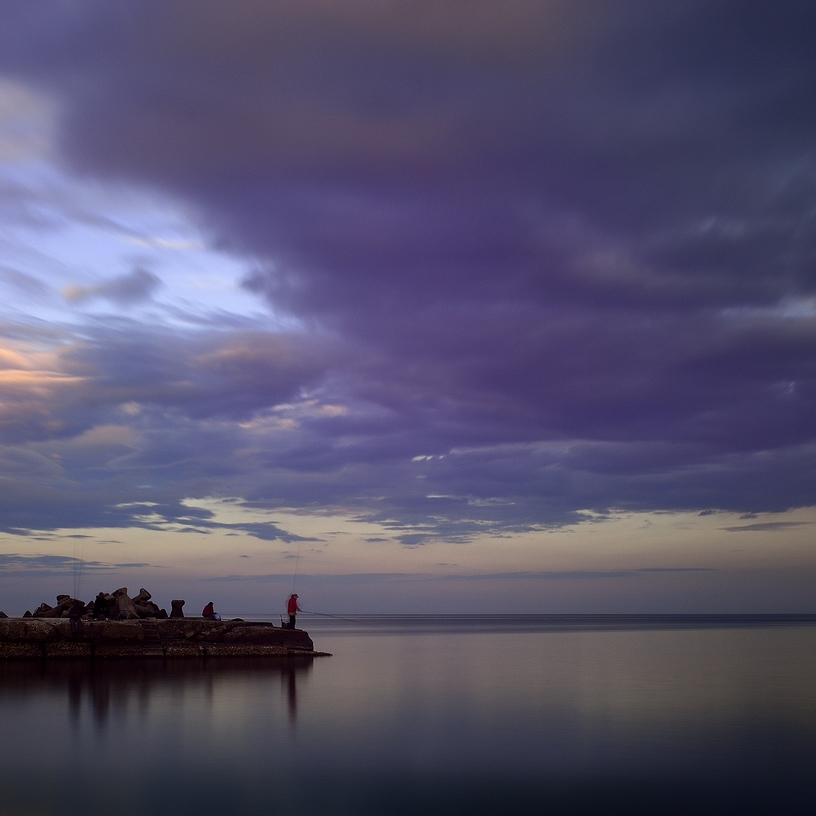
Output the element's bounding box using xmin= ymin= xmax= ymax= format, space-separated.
xmin=1 ymin=615 xmax=814 ymax=814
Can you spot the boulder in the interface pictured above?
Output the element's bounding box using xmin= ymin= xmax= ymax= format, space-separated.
xmin=170 ymin=599 xmax=185 ymax=618
xmin=33 ymin=601 xmax=68 ymax=618
xmin=111 ymin=588 xmax=139 ymax=620
xmin=133 ymin=603 xmax=158 ymax=618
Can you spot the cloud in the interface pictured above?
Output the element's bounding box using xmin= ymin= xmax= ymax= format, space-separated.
xmin=0 ymin=1 xmax=815 ymax=544
xmin=0 ymin=266 xmax=49 ymax=297
xmin=721 ymin=521 xmax=813 ymax=533
xmin=63 ymin=267 xmax=162 ymax=306
xmin=445 ymin=569 xmax=718 ymax=581
xmin=0 ymin=553 xmax=150 ymax=575
xmin=0 ymin=78 xmax=53 ymax=161
xmin=205 ymin=567 xmax=716 ymax=585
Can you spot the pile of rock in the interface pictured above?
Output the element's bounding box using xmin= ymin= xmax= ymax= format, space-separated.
xmin=0 ymin=589 xmax=326 ymax=659
xmin=20 ymin=588 xmax=184 ymax=621
xmin=0 ymin=616 xmax=319 ymax=659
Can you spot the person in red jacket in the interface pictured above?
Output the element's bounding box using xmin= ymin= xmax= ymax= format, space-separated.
xmin=287 ymin=594 xmax=301 ymax=629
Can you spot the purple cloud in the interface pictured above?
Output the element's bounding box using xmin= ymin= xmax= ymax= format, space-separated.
xmin=0 ymin=1 xmax=815 ymax=544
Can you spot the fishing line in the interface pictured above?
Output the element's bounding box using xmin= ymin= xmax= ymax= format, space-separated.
xmin=300 ymin=609 xmax=368 ymax=625
xmin=73 ymin=538 xmax=86 ymax=600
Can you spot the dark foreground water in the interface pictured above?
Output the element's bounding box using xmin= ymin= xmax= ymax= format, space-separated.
xmin=1 ymin=615 xmax=815 ymax=815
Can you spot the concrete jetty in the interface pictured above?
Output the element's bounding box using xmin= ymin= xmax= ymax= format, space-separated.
xmin=0 ymin=617 xmax=324 ymax=659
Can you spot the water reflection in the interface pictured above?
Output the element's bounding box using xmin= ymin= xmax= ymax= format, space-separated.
xmin=1 ymin=623 xmax=815 ymax=814
xmin=0 ymin=657 xmax=313 ymax=737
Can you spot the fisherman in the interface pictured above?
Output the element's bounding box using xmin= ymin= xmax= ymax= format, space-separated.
xmin=202 ymin=601 xmax=221 ymax=621
xmin=93 ymin=592 xmax=109 ymax=620
xmin=287 ymin=593 xmax=301 ymax=629
xmin=68 ymin=598 xmax=86 ymax=636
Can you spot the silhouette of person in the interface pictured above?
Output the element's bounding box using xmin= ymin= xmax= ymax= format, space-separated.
xmin=93 ymin=592 xmax=109 ymax=620
xmin=69 ymin=598 xmax=85 ymax=636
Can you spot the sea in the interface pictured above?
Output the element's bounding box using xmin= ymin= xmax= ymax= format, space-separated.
xmin=1 ymin=614 xmax=815 ymax=815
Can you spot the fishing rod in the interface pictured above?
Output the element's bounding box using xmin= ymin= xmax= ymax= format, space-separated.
xmin=73 ymin=538 xmax=86 ymax=600
xmin=291 ymin=540 xmax=302 ymax=595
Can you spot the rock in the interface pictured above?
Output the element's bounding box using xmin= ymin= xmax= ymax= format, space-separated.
xmin=0 ymin=642 xmax=42 ymax=658
xmin=33 ymin=601 xmax=68 ymax=618
xmin=201 ymin=624 xmax=228 ymax=642
xmin=21 ymin=620 xmax=59 ymax=642
xmin=224 ymin=625 xmax=281 ymax=644
xmin=97 ymin=622 xmax=144 ymax=641
xmin=159 ymin=619 xmax=204 ymax=639
xmin=0 ymin=620 xmax=24 ymax=640
xmin=133 ymin=600 xmax=162 ymax=618
xmin=46 ymin=642 xmax=93 ymax=657
xmin=170 ymin=599 xmax=185 ymax=618
xmin=112 ymin=588 xmax=139 ymax=620
xmin=0 ymin=612 xmax=7 ymax=618
xmin=0 ymin=616 xmax=321 ymax=658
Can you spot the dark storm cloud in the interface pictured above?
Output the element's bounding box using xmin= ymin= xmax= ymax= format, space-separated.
xmin=1 ymin=1 xmax=816 ymax=538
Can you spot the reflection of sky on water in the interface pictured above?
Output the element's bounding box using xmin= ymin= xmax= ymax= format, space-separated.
xmin=294 ymin=626 xmax=816 ymax=776
xmin=0 ymin=623 xmax=814 ymax=813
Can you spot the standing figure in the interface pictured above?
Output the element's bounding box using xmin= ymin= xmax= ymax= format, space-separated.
xmin=287 ymin=594 xmax=301 ymax=629
xmin=93 ymin=592 xmax=109 ymax=620
xmin=68 ymin=598 xmax=86 ymax=636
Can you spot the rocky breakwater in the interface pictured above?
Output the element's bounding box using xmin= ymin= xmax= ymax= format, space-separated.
xmin=0 ymin=587 xmax=325 ymax=658
xmin=0 ymin=617 xmax=320 ymax=659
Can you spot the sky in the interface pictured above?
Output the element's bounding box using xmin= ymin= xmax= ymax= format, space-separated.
xmin=0 ymin=0 xmax=815 ymax=615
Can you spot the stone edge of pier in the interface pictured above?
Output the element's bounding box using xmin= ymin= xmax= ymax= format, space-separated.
xmin=0 ymin=618 xmax=331 ymax=659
